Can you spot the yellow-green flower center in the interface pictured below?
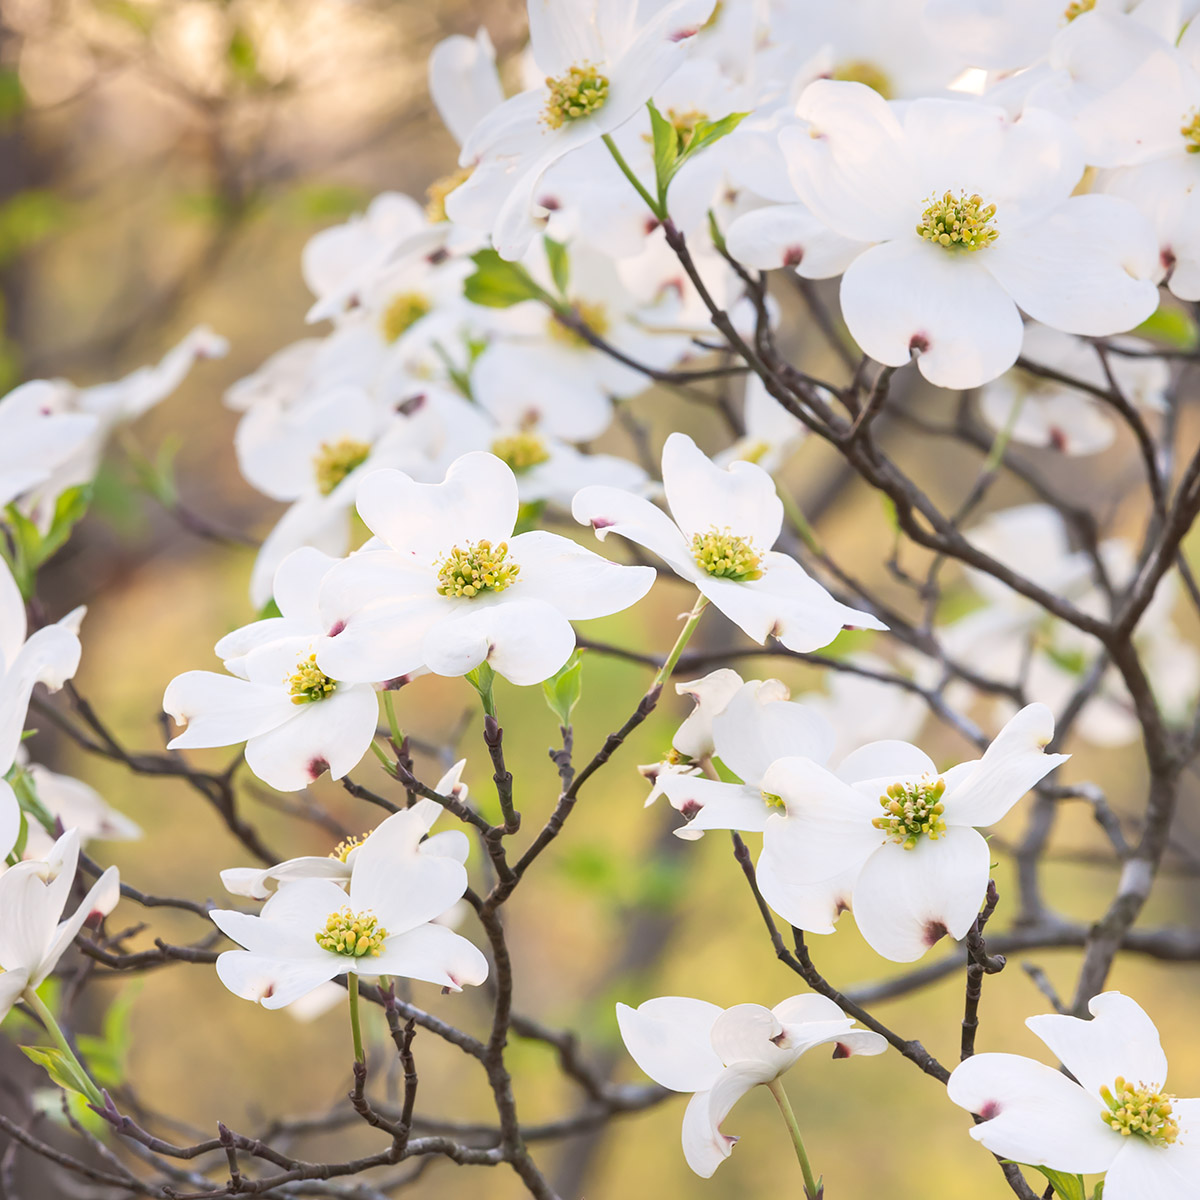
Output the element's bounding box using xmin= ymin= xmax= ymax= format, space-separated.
xmin=543 ymin=64 xmax=609 ymax=129
xmin=1063 ymin=0 xmax=1096 ymax=20
xmin=1182 ymin=110 xmax=1200 ymax=154
xmin=426 ymin=165 xmax=473 ymax=222
xmin=547 ymin=299 xmax=610 ymax=349
xmin=832 ymin=59 xmax=893 ymax=99
xmin=315 ymin=908 xmax=388 ymax=957
xmin=762 ymin=790 xmax=786 ymax=811
xmin=436 ymin=540 xmax=520 ymax=598
xmin=917 ymin=191 xmax=999 ymax=252
xmin=382 ymin=292 xmax=432 ymax=342
xmin=288 ymin=653 xmax=337 ymax=704
xmin=691 ymin=527 xmax=764 ymax=581
xmin=314 ymin=438 xmax=371 ymax=495
xmin=1099 ymin=1077 xmax=1179 ymax=1146
xmin=872 ymin=778 xmax=947 ymax=850
xmin=491 ymin=432 xmax=551 ymax=474
xmin=329 ymin=833 xmax=369 ymax=863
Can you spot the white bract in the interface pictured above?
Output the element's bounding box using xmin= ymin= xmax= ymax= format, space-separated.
xmin=19 ymin=754 xmax=141 ymax=862
xmin=779 ymin=81 xmax=1160 ymax=387
xmin=316 ymin=452 xmax=655 ymax=687
xmin=163 ymin=548 xmax=379 ymax=791
xmin=948 ymin=992 xmax=1199 ymax=1199
xmin=211 ymin=802 xmax=488 ymax=1008
xmin=573 ymin=432 xmax=885 ymax=651
xmin=757 ymin=704 xmax=1067 ymax=961
xmin=0 ymin=382 xmax=98 ymax=510
xmin=617 ymin=993 xmax=885 ymax=1177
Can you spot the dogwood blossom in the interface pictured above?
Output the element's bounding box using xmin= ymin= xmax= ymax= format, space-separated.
xmin=573 ymin=432 xmax=885 ymax=652
xmin=0 ymin=382 xmax=98 ymax=510
xmin=210 ymin=802 xmax=488 ymax=1007
xmin=617 ymin=993 xmax=886 ymax=1177
xmin=316 ymin=452 xmax=655 ymax=687
xmin=757 ymin=704 xmax=1067 ymax=961
xmin=948 ymin=992 xmax=1199 ymax=1199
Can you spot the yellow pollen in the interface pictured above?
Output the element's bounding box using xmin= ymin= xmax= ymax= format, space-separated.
xmin=315 ymin=908 xmax=388 ymax=958
xmin=436 ymin=539 xmax=520 ymax=598
xmin=547 ymin=299 xmax=610 ymax=349
xmin=543 ymin=64 xmax=609 ymax=129
xmin=1182 ymin=110 xmax=1200 ymax=154
xmin=738 ymin=439 xmax=772 ymax=465
xmin=329 ymin=833 xmax=369 ymax=863
xmin=313 ymin=438 xmax=371 ymax=495
xmin=288 ymin=654 xmax=337 ymax=705
xmin=917 ymin=191 xmax=999 ymax=252
xmin=762 ymin=790 xmax=786 ymax=811
xmin=872 ymin=777 xmax=947 ymax=850
xmin=491 ymin=432 xmax=551 ymax=474
xmin=1063 ymin=0 xmax=1096 ymax=20
xmin=426 ymin=165 xmax=473 ymax=221
xmin=382 ymin=292 xmax=432 ymax=342
xmin=1099 ymin=1078 xmax=1179 ymax=1146
xmin=691 ymin=527 xmax=763 ymax=581
xmin=832 ymin=60 xmax=893 ymax=99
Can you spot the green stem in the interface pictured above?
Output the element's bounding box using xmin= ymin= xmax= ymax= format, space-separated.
xmin=23 ymin=988 xmax=104 ymax=1107
xmin=382 ymin=692 xmax=403 ymax=750
xmin=601 ymin=134 xmax=664 ymax=219
xmin=348 ymin=973 xmax=365 ymax=1064
xmin=652 ymin=595 xmax=709 ymax=692
xmin=368 ymin=738 xmax=396 ymax=774
xmin=766 ymin=1078 xmax=820 ymax=1198
xmin=777 ymin=484 xmax=824 ymax=555
xmin=984 ymin=393 xmax=1025 ymax=473
xmin=466 ymin=662 xmax=497 ymax=719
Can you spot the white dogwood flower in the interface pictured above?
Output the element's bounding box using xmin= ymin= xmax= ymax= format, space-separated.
xmin=780 ymin=82 xmax=1160 ymax=387
xmin=0 ymin=382 xmax=98 ymax=510
xmin=163 ymin=548 xmax=379 ymax=791
xmin=573 ymin=432 xmax=884 ymax=652
xmin=617 ymin=993 xmax=885 ymax=1177
xmin=210 ymin=803 xmax=488 ymax=1007
xmin=758 ymin=703 xmax=1067 ymax=961
xmin=316 ymin=452 xmax=655 ymax=687
xmin=948 ymin=992 xmax=1199 ymax=1199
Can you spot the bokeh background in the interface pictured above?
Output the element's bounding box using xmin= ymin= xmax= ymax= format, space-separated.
xmin=2 ymin=2 xmax=1198 ymax=1197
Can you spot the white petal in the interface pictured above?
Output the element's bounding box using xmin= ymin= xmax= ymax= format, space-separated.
xmin=671 ymin=667 xmax=744 ymax=760
xmin=38 ymin=866 xmax=121 ymax=985
xmin=656 ymin=776 xmax=771 ymax=837
xmin=681 ymin=1063 xmax=773 ymax=1178
xmin=0 ymin=622 xmax=83 ymax=774
xmin=1103 ymin=1129 xmax=1200 ymax=1200
xmin=220 ymin=858 xmax=350 ymax=901
xmin=725 ymin=203 xmax=867 ymax=280
xmin=755 ymin=849 xmax=858 ymax=936
xmin=851 ymin=827 xmax=991 ymax=962
xmin=834 ymin=740 xmax=937 ymax=787
xmin=163 ymin=671 xmax=295 ymax=751
xmin=0 ymin=780 xmax=18 ymax=860
xmin=947 ymin=1052 xmax=1120 ymax=1173
xmin=368 ymin=922 xmax=488 ymax=990
xmin=712 ymin=680 xmax=834 ymax=786
xmin=317 ymin=590 xmax=449 ymax=685
xmin=572 ymin=485 xmax=696 ymax=577
xmin=0 ymin=558 xmax=25 ymax=665
xmin=216 ymin=950 xmax=342 ymax=1010
xmin=616 ymin=996 xmax=725 ymax=1092
xmin=0 ymin=967 xmax=30 ymax=1022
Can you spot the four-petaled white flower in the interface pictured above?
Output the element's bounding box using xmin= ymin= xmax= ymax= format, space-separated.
xmin=949 ymin=992 xmax=1199 ymax=1200
xmin=316 ymin=451 xmax=656 ymax=687
xmin=617 ymin=992 xmax=886 ymax=1177
xmin=210 ymin=802 xmax=488 ymax=1008
xmin=757 ymin=703 xmax=1067 ymax=961
xmin=573 ymin=432 xmax=885 ymax=652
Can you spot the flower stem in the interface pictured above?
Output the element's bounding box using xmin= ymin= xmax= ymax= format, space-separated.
xmin=602 ymin=133 xmax=664 ymax=219
xmin=348 ymin=973 xmax=365 ymax=1064
xmin=382 ymin=691 xmax=403 ymax=750
xmin=23 ymin=988 xmax=104 ymax=1107
xmin=652 ymin=595 xmax=709 ymax=692
xmin=766 ymin=1078 xmax=821 ymax=1199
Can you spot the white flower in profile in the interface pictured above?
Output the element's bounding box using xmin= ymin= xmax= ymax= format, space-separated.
xmin=573 ymin=432 xmax=885 ymax=652
xmin=978 ymin=324 xmax=1169 ymax=456
xmin=220 ymin=763 xmax=470 ymax=900
xmin=0 ymin=557 xmax=84 ymax=778
xmin=0 ymin=828 xmax=120 ymax=1021
xmin=163 ymin=548 xmax=379 ymax=792
xmin=0 ymin=780 xmax=17 ymax=862
xmin=447 ymin=0 xmax=717 ymax=259
xmin=617 ymin=993 xmax=885 ymax=1178
xmin=210 ymin=803 xmax=488 ymax=1008
xmin=758 ymin=703 xmax=1067 ymax=961
xmin=948 ymin=992 xmax=1199 ymax=1200
xmin=0 ymin=382 xmax=98 ymax=509
xmin=780 ymin=81 xmax=1160 ymax=388
xmin=315 ymin=452 xmax=655 ymax=687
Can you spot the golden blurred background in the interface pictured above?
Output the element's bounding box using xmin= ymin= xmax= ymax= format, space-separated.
xmin=2 ymin=2 xmax=1198 ymax=1197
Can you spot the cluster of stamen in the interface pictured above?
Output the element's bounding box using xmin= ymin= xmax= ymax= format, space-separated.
xmin=382 ymin=292 xmax=432 ymax=342
xmin=287 ymin=654 xmax=337 ymax=704
xmin=691 ymin=527 xmax=764 ymax=581
xmin=1063 ymin=0 xmax=1096 ymax=20
xmin=1099 ymin=1078 xmax=1179 ymax=1146
xmin=832 ymin=59 xmax=893 ymax=98
xmin=315 ymin=909 xmax=388 ymax=957
xmin=426 ymin=166 xmax=472 ymax=221
xmin=547 ymin=300 xmax=610 ymax=349
xmin=1182 ymin=110 xmax=1200 ymax=153
xmin=917 ymin=191 xmax=999 ymax=252
xmin=329 ymin=833 xmax=368 ymax=863
xmin=872 ymin=778 xmax=947 ymax=850
xmin=543 ymin=64 xmax=609 ymax=129
xmin=436 ymin=540 xmax=520 ymax=598
xmin=668 ymin=107 xmax=707 ymax=148
xmin=761 ymin=789 xmax=786 ymax=811
xmin=314 ymin=438 xmax=371 ymax=495
xmin=492 ymin=431 xmax=551 ymax=474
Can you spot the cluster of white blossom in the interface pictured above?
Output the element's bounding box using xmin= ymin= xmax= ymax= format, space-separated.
xmin=2 ymin=0 xmax=1198 ymax=1195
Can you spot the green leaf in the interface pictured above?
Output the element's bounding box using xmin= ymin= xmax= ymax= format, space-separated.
xmin=20 ymin=1046 xmax=90 ymax=1097
xmin=647 ymin=100 xmax=679 ymax=202
xmin=1092 ymin=1182 xmax=1104 ymax=1200
xmin=1133 ymin=304 xmax=1198 ymax=349
xmin=227 ymin=27 xmax=260 ymax=85
xmin=77 ymin=984 xmax=140 ymax=1089
xmin=464 ymin=250 xmax=548 ymax=308
xmin=0 ymin=69 xmax=25 ymax=130
xmin=544 ymin=237 xmax=570 ymax=296
xmin=541 ymin=650 xmax=584 ymax=727
xmin=39 ymin=485 xmax=93 ymax=562
xmin=684 ymin=111 xmax=749 ymax=160
xmin=1035 ymin=1167 xmax=1087 ymax=1200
